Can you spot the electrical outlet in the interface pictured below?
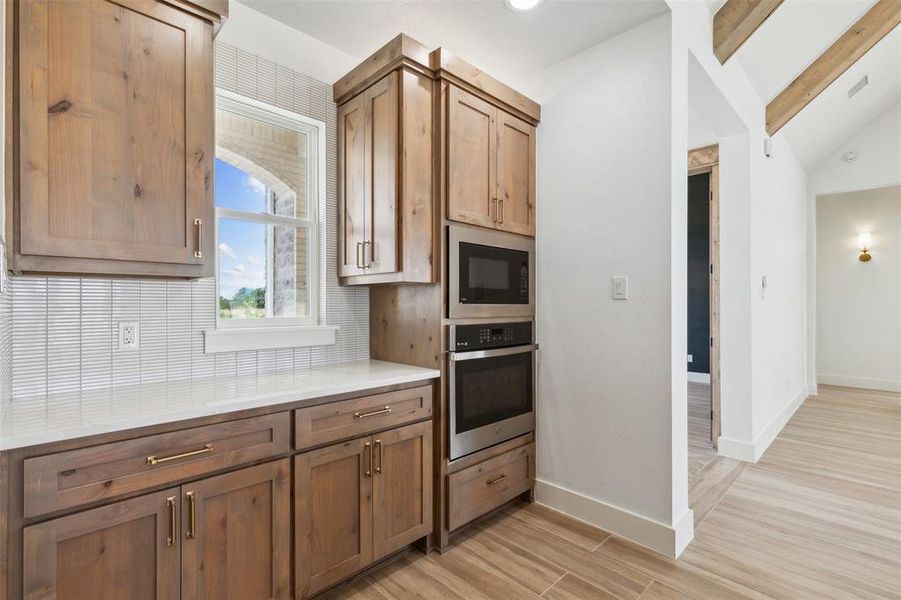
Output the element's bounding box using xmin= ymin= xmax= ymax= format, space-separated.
xmin=119 ymin=322 xmax=139 ymax=350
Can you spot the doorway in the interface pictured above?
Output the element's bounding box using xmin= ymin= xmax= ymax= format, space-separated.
xmin=687 ymin=144 xmax=720 ymax=479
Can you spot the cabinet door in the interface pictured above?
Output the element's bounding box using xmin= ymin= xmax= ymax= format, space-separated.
xmin=295 ymin=438 xmax=373 ymax=598
xmin=372 ymin=421 xmax=433 ymax=561
xmin=364 ymin=72 xmax=399 ymax=275
xmin=18 ymin=0 xmax=212 ymax=270
xmin=495 ymin=110 xmax=537 ymax=236
xmin=338 ymin=93 xmax=367 ymax=277
xmin=23 ymin=488 xmax=180 ymax=600
xmin=447 ymin=86 xmax=497 ymax=229
xmin=181 ymin=460 xmax=291 ymax=600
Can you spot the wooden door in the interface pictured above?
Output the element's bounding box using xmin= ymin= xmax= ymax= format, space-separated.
xmin=295 ymin=438 xmax=373 ymax=598
xmin=447 ymin=85 xmax=497 ymax=228
xmin=372 ymin=421 xmax=433 ymax=561
xmin=364 ymin=72 xmax=399 ymax=275
xmin=181 ymin=460 xmax=291 ymax=600
xmin=23 ymin=488 xmax=180 ymax=600
xmin=338 ymin=93 xmax=367 ymax=277
xmin=495 ymin=110 xmax=536 ymax=236
xmin=18 ymin=0 xmax=213 ymax=269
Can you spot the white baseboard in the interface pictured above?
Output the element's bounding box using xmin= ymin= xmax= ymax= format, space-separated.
xmin=717 ymin=385 xmax=809 ymax=463
xmin=817 ymin=374 xmax=901 ymax=393
xmin=687 ymin=372 xmax=710 ymax=384
xmin=535 ymin=479 xmax=694 ymax=558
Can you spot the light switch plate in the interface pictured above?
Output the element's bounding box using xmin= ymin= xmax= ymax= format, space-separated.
xmin=612 ymin=276 xmax=629 ymax=300
xmin=687 ymin=354 xmax=693 ymax=363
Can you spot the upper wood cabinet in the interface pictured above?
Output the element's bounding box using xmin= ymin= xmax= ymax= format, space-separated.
xmin=335 ymin=37 xmax=435 ymax=286
xmin=447 ymin=85 xmax=536 ymax=237
xmin=9 ymin=0 xmax=219 ymax=277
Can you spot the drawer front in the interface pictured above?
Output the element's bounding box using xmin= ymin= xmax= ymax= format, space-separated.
xmin=295 ymin=385 xmax=433 ymax=451
xmin=24 ymin=413 xmax=291 ymax=518
xmin=448 ymin=443 xmax=534 ymax=531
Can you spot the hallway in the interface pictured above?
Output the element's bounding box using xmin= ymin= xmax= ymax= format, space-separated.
xmin=322 ymin=385 xmax=901 ymax=599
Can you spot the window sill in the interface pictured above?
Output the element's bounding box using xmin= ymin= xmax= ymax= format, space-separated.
xmin=203 ymin=325 xmax=338 ymax=354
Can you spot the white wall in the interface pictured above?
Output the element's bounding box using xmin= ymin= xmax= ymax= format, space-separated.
xmin=806 ymin=103 xmax=901 ymax=394
xmin=816 ymin=186 xmax=901 ymax=392
xmin=670 ymin=0 xmax=810 ymax=462
xmin=534 ymin=13 xmax=693 ymax=557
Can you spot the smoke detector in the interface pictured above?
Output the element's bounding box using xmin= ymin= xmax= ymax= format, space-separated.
xmin=843 ymin=151 xmax=858 ymax=163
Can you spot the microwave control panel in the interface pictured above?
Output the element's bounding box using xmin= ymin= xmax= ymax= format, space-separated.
xmin=452 ymin=321 xmax=533 ymax=351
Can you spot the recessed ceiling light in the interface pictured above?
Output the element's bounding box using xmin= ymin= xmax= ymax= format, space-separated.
xmin=506 ymin=0 xmax=543 ymax=11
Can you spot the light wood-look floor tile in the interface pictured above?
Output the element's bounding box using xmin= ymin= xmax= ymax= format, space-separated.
xmin=541 ymin=573 xmax=620 ymax=599
xmin=688 ymin=382 xmax=717 ymax=479
xmin=319 ymin=386 xmax=899 ymax=599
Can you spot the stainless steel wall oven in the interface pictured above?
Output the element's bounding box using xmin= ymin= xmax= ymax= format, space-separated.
xmin=448 ymin=321 xmax=536 ymax=460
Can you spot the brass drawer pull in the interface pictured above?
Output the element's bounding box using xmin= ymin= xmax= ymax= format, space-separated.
xmin=147 ymin=443 xmax=213 ymax=466
xmin=166 ymin=496 xmax=177 ymax=547
xmin=194 ymin=218 xmax=203 ymax=258
xmin=487 ymin=474 xmax=507 ymax=486
xmin=374 ymin=439 xmax=382 ymax=475
xmin=185 ymin=491 xmax=196 ymax=539
xmin=363 ymin=442 xmax=373 ymax=478
xmin=354 ymin=406 xmax=391 ymax=419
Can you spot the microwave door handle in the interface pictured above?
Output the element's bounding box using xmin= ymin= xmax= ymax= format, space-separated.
xmin=449 ymin=344 xmax=539 ymax=361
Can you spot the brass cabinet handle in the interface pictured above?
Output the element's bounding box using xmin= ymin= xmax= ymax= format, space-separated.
xmin=487 ymin=474 xmax=507 ymax=486
xmin=492 ymin=198 xmax=499 ymax=223
xmin=363 ymin=442 xmax=372 ymax=478
xmin=374 ymin=439 xmax=382 ymax=475
xmin=147 ymin=443 xmax=213 ymax=466
xmin=499 ymin=198 xmax=505 ymax=224
xmin=193 ymin=218 xmax=203 ymax=258
xmin=166 ymin=496 xmax=177 ymax=547
xmin=354 ymin=406 xmax=391 ymax=419
xmin=185 ymin=491 xmax=196 ymax=539
xmin=356 ymin=242 xmax=364 ymax=269
xmin=363 ymin=240 xmax=372 ymax=268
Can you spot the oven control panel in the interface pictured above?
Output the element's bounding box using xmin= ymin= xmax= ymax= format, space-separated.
xmin=451 ymin=321 xmax=533 ymax=351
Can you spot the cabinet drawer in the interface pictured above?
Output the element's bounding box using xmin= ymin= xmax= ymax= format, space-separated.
xmin=448 ymin=442 xmax=534 ymax=531
xmin=24 ymin=413 xmax=291 ymax=518
xmin=294 ymin=385 xmax=433 ymax=451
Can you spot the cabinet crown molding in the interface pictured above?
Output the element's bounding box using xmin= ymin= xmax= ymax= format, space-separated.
xmin=333 ymin=33 xmax=434 ymax=104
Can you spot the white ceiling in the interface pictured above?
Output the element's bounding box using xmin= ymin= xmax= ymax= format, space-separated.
xmin=240 ymin=0 xmax=668 ymax=91
xmin=722 ymin=0 xmax=900 ymax=170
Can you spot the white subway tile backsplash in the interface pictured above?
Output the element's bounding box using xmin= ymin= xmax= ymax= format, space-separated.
xmin=5 ymin=42 xmax=369 ymax=399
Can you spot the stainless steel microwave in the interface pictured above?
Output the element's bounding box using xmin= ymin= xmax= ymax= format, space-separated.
xmin=448 ymin=225 xmax=535 ymax=319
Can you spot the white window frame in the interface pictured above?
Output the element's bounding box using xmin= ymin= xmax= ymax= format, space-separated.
xmin=205 ymin=89 xmax=335 ymax=353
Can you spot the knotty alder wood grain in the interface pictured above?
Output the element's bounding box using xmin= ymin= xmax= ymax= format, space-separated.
xmin=317 ymin=385 xmax=900 ymax=599
xmin=712 ymin=0 xmax=784 ymax=64
xmin=766 ymin=0 xmax=901 ymax=136
xmin=16 ymin=0 xmax=214 ymax=277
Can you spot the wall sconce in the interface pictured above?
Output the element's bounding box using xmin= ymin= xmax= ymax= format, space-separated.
xmin=858 ymin=232 xmax=872 ymax=262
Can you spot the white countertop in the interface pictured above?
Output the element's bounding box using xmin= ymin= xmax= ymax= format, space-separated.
xmin=0 ymin=360 xmax=440 ymax=451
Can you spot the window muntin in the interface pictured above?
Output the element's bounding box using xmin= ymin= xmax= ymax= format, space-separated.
xmin=214 ymin=91 xmax=323 ymax=328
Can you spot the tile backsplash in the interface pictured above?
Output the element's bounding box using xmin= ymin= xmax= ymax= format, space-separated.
xmin=4 ymin=42 xmax=370 ymax=399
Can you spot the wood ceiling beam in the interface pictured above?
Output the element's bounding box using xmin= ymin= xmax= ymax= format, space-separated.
xmin=766 ymin=0 xmax=901 ymax=136
xmin=713 ymin=0 xmax=784 ymax=64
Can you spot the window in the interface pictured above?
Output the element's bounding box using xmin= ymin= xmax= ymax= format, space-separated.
xmin=213 ymin=91 xmax=324 ymax=331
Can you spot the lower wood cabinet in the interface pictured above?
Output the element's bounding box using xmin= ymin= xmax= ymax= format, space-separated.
xmin=22 ymin=460 xmax=291 ymax=600
xmin=295 ymin=420 xmax=432 ymax=598
xmin=181 ymin=460 xmax=291 ymax=600
xmin=23 ymin=487 xmax=181 ymax=600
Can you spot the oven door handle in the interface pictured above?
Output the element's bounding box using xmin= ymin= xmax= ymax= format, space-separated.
xmin=449 ymin=344 xmax=539 ymax=361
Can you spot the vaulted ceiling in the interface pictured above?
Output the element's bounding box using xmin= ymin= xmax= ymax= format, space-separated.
xmin=708 ymin=0 xmax=900 ymax=170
